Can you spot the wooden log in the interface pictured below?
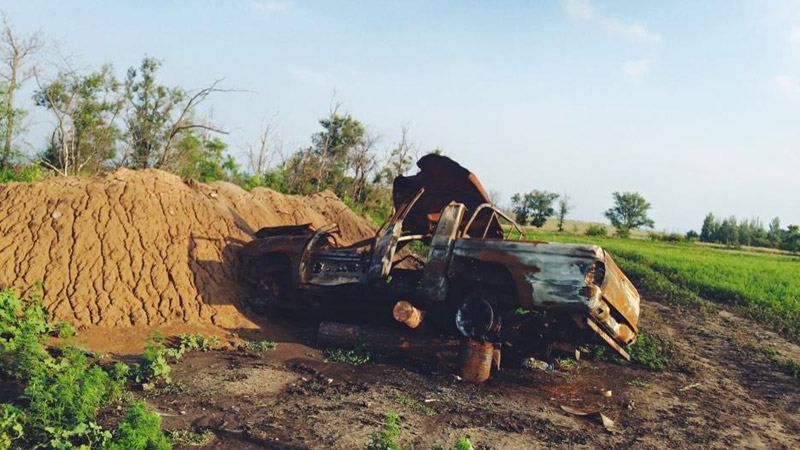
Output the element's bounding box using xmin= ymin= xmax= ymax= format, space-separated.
xmin=317 ymin=321 xmax=456 ymax=352
xmin=392 ymin=300 xmax=425 ymax=328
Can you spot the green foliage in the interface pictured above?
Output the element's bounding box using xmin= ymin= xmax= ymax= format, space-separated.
xmin=0 ymin=164 xmax=44 ymax=183
xmin=365 ymin=413 xmax=401 ymax=450
xmin=0 ymin=288 xmax=169 ymax=449
xmin=324 ymin=347 xmax=371 ymax=366
xmin=0 ymin=80 xmax=31 ymax=170
xmin=106 ymin=403 xmax=171 ymax=450
xmin=453 ymin=436 xmax=475 ymax=450
xmin=175 ymin=134 xmax=240 ymax=182
xmin=34 ymin=65 xmax=122 ymax=175
xmin=584 ymin=224 xmax=608 ymax=237
xmin=592 ymin=331 xmax=673 ymax=371
xmin=24 ymin=348 xmax=119 ymax=436
xmin=135 ymin=332 xmax=172 ymax=385
xmin=604 ymin=192 xmax=654 ymax=236
xmin=648 ymin=232 xmax=684 ymax=243
xmin=0 ymin=288 xmax=49 ymax=380
xmin=556 ymin=196 xmax=571 ymax=232
xmin=0 ymin=404 xmax=24 ymax=449
xmin=175 ymin=334 xmax=220 ymax=353
xmin=246 ymin=340 xmax=277 ymax=352
xmin=124 ymin=57 xmax=186 ymax=170
xmin=511 ymin=190 xmax=559 ymax=227
xmin=698 ymin=213 xmax=797 ymax=251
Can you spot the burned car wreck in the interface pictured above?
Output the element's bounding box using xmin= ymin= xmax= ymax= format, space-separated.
xmin=240 ymin=154 xmax=640 ymax=380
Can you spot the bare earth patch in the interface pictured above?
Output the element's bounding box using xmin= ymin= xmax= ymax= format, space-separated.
xmin=141 ymin=295 xmax=800 ymax=449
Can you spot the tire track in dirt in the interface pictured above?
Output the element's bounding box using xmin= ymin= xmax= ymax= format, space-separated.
xmin=0 ymin=169 xmax=374 ymax=333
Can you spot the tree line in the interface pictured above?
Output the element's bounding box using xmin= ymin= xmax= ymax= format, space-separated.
xmin=699 ymin=214 xmax=800 ymax=253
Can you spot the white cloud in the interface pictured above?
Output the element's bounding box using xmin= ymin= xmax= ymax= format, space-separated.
xmin=623 ymin=60 xmax=650 ymax=82
xmin=770 ymin=74 xmax=800 ymax=100
xmin=561 ymin=0 xmax=661 ymax=43
xmin=248 ymin=0 xmax=292 ymax=14
xmin=790 ymin=27 xmax=800 ymax=48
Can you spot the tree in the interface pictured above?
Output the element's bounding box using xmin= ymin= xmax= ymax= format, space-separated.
xmin=379 ymin=125 xmax=414 ymax=183
xmin=510 ymin=193 xmax=529 ymax=225
xmin=604 ymin=192 xmax=654 ymax=237
xmin=527 ymin=190 xmax=559 ymax=228
xmin=718 ymin=216 xmax=739 ymax=247
xmin=0 ymin=16 xmax=42 ymax=168
xmin=34 ymin=65 xmax=122 ymax=175
xmin=510 ymin=190 xmax=559 ymax=227
xmin=556 ymin=195 xmax=571 ymax=232
xmin=122 ymin=57 xmax=227 ymax=170
xmin=700 ymin=213 xmax=717 ymax=242
xmin=768 ymin=217 xmax=782 ymax=248
xmin=283 ymin=107 xmax=371 ymax=199
xmin=782 ymin=225 xmax=800 ymax=254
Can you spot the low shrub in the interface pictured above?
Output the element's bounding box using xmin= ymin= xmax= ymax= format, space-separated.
xmin=106 ymin=403 xmax=171 ymax=450
xmin=584 ymin=224 xmax=608 ymax=237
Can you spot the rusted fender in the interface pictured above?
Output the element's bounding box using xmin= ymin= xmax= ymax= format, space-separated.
xmin=452 ymin=239 xmax=640 ymax=354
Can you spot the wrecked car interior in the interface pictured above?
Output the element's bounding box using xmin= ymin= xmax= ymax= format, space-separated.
xmin=241 ymin=154 xmax=641 ymax=382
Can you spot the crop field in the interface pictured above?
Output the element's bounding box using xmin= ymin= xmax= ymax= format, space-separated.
xmin=528 ymin=230 xmax=800 ymax=340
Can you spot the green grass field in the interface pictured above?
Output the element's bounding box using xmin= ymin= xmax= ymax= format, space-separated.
xmin=526 ymin=230 xmax=800 ymax=340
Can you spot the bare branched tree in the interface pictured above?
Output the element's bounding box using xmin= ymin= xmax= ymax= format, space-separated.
xmin=349 ymin=131 xmax=380 ymax=201
xmin=0 ymin=15 xmax=43 ymax=168
xmin=379 ymin=124 xmax=415 ymax=185
xmin=156 ymin=79 xmax=230 ymax=168
xmin=247 ymin=114 xmax=282 ymax=177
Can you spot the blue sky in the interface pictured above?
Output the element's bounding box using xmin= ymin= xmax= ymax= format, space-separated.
xmin=3 ymin=0 xmax=800 ymax=231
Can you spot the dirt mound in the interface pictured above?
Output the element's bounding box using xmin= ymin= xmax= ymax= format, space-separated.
xmin=0 ymin=169 xmax=374 ymax=333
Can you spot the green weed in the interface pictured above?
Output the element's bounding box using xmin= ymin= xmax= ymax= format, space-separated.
xmin=246 ymin=340 xmax=277 ymax=352
xmin=365 ymin=412 xmax=401 ymax=450
xmin=175 ymin=334 xmax=220 ymax=353
xmin=454 ymin=436 xmax=475 ymax=450
xmin=324 ymin=347 xmax=371 ymax=365
xmin=135 ymin=332 xmax=173 ymax=386
xmin=593 ymin=331 xmax=673 ymax=371
xmin=626 ymin=379 xmax=649 ymax=388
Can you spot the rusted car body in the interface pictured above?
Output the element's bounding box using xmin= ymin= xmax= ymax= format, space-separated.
xmin=240 ymin=154 xmax=640 ymax=359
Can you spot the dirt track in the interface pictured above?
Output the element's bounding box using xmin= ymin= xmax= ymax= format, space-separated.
xmin=0 ymin=170 xmax=373 ymax=339
xmin=138 ymin=294 xmax=800 ymax=450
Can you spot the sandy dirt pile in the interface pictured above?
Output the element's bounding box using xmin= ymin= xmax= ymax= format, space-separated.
xmin=0 ymin=169 xmax=374 ymax=332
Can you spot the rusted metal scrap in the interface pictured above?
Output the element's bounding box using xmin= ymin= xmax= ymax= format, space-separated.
xmin=240 ymin=153 xmax=641 ymax=381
